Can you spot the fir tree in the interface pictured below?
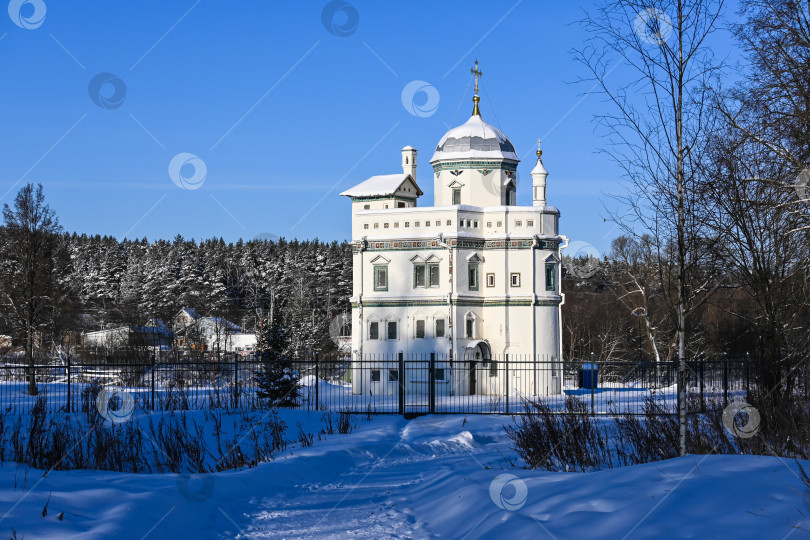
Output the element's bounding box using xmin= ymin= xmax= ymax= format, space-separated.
xmin=255 ymin=311 xmax=299 ymax=406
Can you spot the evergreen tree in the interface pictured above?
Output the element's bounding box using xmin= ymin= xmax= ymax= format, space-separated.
xmin=255 ymin=311 xmax=299 ymax=407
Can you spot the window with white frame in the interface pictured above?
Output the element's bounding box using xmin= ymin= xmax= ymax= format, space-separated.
xmin=435 ymin=319 xmax=445 ymax=338
xmin=368 ymin=321 xmax=379 ymax=340
xmin=413 ymin=262 xmax=440 ymax=288
xmin=468 ymin=263 xmax=479 ymax=291
xmin=465 ymin=317 xmax=474 ymax=338
xmin=510 ymin=273 xmax=521 ymax=287
xmin=428 ymin=263 xmax=440 ymax=287
xmin=387 ymin=320 xmax=397 ymax=340
xmin=545 ymin=263 xmax=556 ymax=291
xmin=486 ymin=273 xmax=495 ymax=287
xmin=415 ymin=319 xmax=425 ymax=338
xmin=373 ymin=266 xmax=388 ymax=291
xmin=413 ymin=264 xmax=426 ymax=288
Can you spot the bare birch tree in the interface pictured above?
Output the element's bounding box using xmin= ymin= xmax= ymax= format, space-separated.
xmin=576 ymin=0 xmax=724 ymax=455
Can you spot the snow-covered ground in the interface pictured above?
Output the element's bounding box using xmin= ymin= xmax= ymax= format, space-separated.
xmin=0 ymin=411 xmax=808 ymax=539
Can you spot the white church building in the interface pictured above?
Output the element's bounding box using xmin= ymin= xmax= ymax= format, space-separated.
xmin=341 ymin=64 xmax=566 ymax=398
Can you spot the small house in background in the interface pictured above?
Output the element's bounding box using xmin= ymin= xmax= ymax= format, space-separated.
xmin=173 ymin=307 xmax=257 ymax=354
xmin=174 ymin=308 xmax=201 ymax=328
xmin=82 ymin=322 xmax=174 ymax=351
xmin=0 ymin=335 xmax=12 ymax=352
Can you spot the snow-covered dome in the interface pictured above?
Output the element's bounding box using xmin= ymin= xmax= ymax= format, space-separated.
xmin=430 ymin=114 xmax=519 ymax=163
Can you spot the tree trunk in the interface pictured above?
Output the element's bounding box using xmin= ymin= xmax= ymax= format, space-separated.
xmin=27 ymin=323 xmax=37 ymax=396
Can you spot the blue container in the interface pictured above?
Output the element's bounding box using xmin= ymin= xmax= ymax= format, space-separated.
xmin=578 ymin=363 xmax=598 ymax=389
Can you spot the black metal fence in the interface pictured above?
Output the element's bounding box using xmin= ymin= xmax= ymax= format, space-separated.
xmin=0 ymin=353 xmax=762 ymax=416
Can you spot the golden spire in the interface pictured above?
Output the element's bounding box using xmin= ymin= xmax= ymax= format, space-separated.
xmin=471 ymin=60 xmax=482 ymax=116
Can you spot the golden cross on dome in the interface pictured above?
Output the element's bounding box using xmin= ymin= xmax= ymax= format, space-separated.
xmin=471 ymin=60 xmax=483 ymax=116
xmin=471 ymin=60 xmax=482 ymax=94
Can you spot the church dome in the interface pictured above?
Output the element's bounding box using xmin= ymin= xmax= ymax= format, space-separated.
xmin=430 ymin=114 xmax=519 ymax=163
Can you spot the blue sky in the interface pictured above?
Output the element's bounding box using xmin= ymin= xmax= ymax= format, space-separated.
xmin=0 ymin=0 xmax=738 ymax=256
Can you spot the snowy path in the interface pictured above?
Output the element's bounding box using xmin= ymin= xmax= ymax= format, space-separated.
xmin=0 ymin=413 xmax=809 ymax=538
xmin=237 ymin=417 xmax=505 ymax=539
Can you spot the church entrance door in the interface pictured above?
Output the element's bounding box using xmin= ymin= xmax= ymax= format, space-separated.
xmin=467 ymin=342 xmax=491 ymax=396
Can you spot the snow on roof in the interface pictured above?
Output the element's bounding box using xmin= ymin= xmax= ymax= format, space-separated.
xmin=178 ymin=307 xmax=201 ymax=320
xmin=430 ymin=114 xmax=519 ymax=163
xmin=199 ymin=317 xmax=244 ymax=334
xmin=340 ymin=174 xmax=423 ymax=198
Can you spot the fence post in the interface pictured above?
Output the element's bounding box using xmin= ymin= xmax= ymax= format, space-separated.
xmin=723 ymin=357 xmax=729 ymax=404
xmin=745 ymin=352 xmax=750 ymax=397
xmin=426 ymin=353 xmax=434 ymax=414
xmin=315 ymin=352 xmax=320 ymax=410
xmin=398 ymin=352 xmax=405 ymax=416
xmin=590 ymin=353 xmax=595 ymax=416
xmin=66 ymin=355 xmax=71 ymax=413
xmin=699 ymin=361 xmax=705 ymax=413
xmin=505 ymin=354 xmax=510 ymax=416
xmin=151 ymin=356 xmax=156 ymax=411
xmin=233 ymin=358 xmax=239 ymax=409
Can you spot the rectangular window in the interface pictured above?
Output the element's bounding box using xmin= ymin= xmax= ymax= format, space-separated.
xmin=363 ymin=204 xmax=370 ymax=210
xmin=515 ymin=220 xmax=522 ymax=227
xmin=435 ymin=319 xmax=445 ymax=337
xmin=363 ymin=224 xmax=369 ymax=229
xmin=428 ymin=263 xmax=440 ymax=287
xmin=487 ymin=222 xmax=492 ymax=228
xmin=369 ymin=321 xmax=379 ymax=340
xmin=446 ymin=220 xmax=452 ymax=225
xmin=415 ymin=221 xmax=420 ymax=227
xmin=374 ymin=266 xmax=388 ymax=291
xmin=394 ymin=222 xmax=399 ymax=228
xmin=511 ymin=273 xmax=521 ymax=287
xmin=452 ymin=189 xmax=461 ymax=205
xmin=497 ymin=221 xmax=502 ymax=227
xmin=374 ymin=223 xmax=379 ymax=229
xmin=387 ymin=321 xmax=397 ymax=340
xmin=473 ymin=221 xmax=479 ymax=228
xmin=434 ymin=368 xmax=445 ymax=381
xmin=468 ymin=264 xmax=479 ymax=291
xmin=486 ymin=273 xmax=495 ymax=287
xmin=413 ymin=264 xmax=426 ymax=288
xmin=384 ymin=223 xmax=389 ymax=228
xmin=388 ymin=369 xmax=399 ymax=382
xmin=371 ymin=369 xmax=381 ymax=382
xmin=545 ymin=263 xmax=556 ymax=291
xmin=425 ymin=221 xmax=430 ymax=227
xmin=465 ymin=318 xmax=474 ymax=338
xmin=527 ymin=220 xmax=534 ymax=227
xmin=415 ymin=319 xmax=425 ymax=338
xmin=405 ymin=222 xmax=410 ymax=227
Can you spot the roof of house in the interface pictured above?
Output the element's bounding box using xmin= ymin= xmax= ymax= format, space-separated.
xmin=339 ymin=174 xmax=423 ymax=198
xmin=180 ymin=307 xmax=201 ymax=319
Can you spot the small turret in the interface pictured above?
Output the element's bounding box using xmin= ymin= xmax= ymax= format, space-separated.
xmin=531 ymin=139 xmax=548 ymax=207
xmin=402 ymin=146 xmax=417 ymax=181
